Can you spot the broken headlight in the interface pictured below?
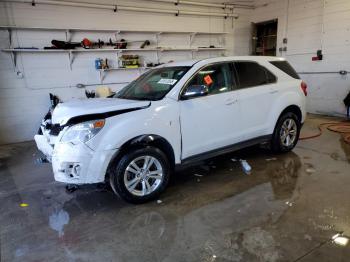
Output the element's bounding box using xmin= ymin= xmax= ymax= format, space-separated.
xmin=61 ymin=119 xmax=105 ymax=144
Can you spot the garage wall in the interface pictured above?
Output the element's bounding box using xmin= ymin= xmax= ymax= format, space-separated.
xmin=253 ymin=0 xmax=350 ymax=117
xmin=0 ymin=1 xmax=252 ymax=144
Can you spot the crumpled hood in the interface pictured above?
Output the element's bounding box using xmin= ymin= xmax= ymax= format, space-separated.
xmin=52 ymin=98 xmax=150 ymax=125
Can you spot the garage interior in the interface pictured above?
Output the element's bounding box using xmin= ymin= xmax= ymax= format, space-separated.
xmin=1 ymin=0 xmax=350 ymax=261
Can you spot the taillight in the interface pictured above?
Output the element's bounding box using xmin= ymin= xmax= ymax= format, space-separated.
xmin=301 ymin=81 xmax=307 ymax=96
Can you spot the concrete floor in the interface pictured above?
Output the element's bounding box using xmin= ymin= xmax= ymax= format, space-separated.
xmin=1 ymin=115 xmax=350 ymax=262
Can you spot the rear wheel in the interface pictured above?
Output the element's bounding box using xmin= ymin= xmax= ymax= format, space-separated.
xmin=109 ymin=147 xmax=170 ymax=204
xmin=271 ymin=112 xmax=301 ymax=153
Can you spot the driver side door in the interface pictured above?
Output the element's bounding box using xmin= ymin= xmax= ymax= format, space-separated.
xmin=179 ymin=62 xmax=244 ymax=160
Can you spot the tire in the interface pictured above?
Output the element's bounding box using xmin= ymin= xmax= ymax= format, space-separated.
xmin=271 ymin=112 xmax=301 ymax=153
xmin=109 ymin=147 xmax=171 ymax=204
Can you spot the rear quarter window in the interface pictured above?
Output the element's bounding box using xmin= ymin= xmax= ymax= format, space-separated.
xmin=270 ymin=61 xmax=300 ymax=79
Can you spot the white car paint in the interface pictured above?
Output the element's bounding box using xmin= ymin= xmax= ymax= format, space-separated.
xmin=52 ymin=98 xmax=150 ymax=125
xmin=34 ymin=56 xmax=306 ymax=185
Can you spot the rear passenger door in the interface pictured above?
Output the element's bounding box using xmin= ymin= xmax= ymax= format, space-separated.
xmin=233 ymin=61 xmax=278 ymax=140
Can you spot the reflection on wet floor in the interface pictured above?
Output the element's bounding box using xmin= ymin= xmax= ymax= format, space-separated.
xmin=1 ymin=115 xmax=350 ymax=261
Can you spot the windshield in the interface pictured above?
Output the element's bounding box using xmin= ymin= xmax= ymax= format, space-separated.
xmin=115 ymin=66 xmax=190 ymax=101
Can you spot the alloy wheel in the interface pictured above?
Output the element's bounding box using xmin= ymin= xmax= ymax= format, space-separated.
xmin=280 ymin=118 xmax=297 ymax=147
xmin=123 ymin=155 xmax=163 ymax=196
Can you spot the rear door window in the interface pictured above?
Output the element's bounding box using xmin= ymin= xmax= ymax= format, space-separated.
xmin=269 ymin=60 xmax=300 ymax=79
xmin=234 ymin=61 xmax=276 ymax=89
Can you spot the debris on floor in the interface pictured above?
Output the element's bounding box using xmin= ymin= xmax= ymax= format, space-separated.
xmin=65 ymin=184 xmax=79 ymax=193
xmin=240 ymin=160 xmax=252 ymax=175
xmin=231 ymin=158 xmax=238 ymax=162
xmin=19 ymin=203 xmax=29 ymax=207
xmin=285 ymin=201 xmax=293 ymax=207
xmin=194 ymin=173 xmax=203 ymax=177
xmin=304 ymin=234 xmax=312 ymax=241
xmin=35 ymin=157 xmax=49 ymax=164
xmin=157 ymin=199 xmax=162 ymax=204
xmin=306 ymin=168 xmax=316 ymax=174
xmin=266 ymin=157 xmax=277 ymax=161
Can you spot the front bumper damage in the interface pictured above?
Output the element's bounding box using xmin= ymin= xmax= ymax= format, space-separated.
xmin=34 ymin=121 xmax=117 ymax=185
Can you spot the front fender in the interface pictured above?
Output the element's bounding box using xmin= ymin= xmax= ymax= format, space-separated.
xmin=86 ymin=100 xmax=181 ymax=164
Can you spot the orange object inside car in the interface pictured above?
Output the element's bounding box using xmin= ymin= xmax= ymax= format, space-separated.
xmin=204 ymin=75 xmax=213 ymax=85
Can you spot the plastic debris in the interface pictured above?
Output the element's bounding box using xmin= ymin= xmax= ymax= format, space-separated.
xmin=306 ymin=168 xmax=316 ymax=174
xmin=231 ymin=158 xmax=238 ymax=162
xmin=265 ymin=157 xmax=277 ymax=161
xmin=20 ymin=203 xmax=28 ymax=207
xmin=240 ymin=160 xmax=252 ymax=175
xmin=285 ymin=201 xmax=293 ymax=207
xmin=157 ymin=200 xmax=162 ymax=204
xmin=194 ymin=173 xmax=203 ymax=177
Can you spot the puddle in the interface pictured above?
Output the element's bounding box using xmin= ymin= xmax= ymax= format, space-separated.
xmin=242 ymin=227 xmax=280 ymax=262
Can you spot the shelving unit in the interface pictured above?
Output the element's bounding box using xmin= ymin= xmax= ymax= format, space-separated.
xmin=98 ymin=67 xmax=151 ymax=82
xmin=0 ymin=25 xmax=228 ymax=33
xmin=2 ymin=47 xmax=226 ymax=70
xmin=2 ymin=47 xmax=226 ymax=53
xmin=0 ymin=25 xmax=227 ymax=45
xmin=1 ymin=25 xmax=228 ymax=80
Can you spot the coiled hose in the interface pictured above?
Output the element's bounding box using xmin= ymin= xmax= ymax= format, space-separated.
xmin=300 ymin=121 xmax=350 ymax=144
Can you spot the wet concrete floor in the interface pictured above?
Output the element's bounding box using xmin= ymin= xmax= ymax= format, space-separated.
xmin=1 ymin=115 xmax=350 ymax=262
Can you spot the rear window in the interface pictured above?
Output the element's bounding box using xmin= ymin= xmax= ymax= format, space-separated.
xmin=234 ymin=61 xmax=276 ymax=88
xmin=270 ymin=61 xmax=300 ymax=79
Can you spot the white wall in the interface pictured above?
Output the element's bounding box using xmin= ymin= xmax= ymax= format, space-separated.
xmin=0 ymin=1 xmax=252 ymax=144
xmin=253 ymin=0 xmax=350 ymax=117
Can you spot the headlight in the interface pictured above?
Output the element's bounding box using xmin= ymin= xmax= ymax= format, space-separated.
xmin=61 ymin=119 xmax=105 ymax=144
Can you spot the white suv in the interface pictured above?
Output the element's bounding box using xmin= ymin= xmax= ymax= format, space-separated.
xmin=35 ymin=56 xmax=307 ymax=203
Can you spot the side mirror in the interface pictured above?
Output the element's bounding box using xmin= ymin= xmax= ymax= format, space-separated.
xmin=181 ymin=85 xmax=208 ymax=100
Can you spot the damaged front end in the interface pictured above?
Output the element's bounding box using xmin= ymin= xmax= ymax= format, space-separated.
xmin=34 ymin=94 xmax=150 ymax=184
xmin=34 ymin=94 xmax=62 ymax=162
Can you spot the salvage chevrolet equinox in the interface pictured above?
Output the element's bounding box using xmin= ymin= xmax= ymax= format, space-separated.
xmin=35 ymin=56 xmax=306 ymax=203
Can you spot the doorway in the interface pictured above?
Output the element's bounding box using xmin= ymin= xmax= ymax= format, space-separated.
xmin=252 ymin=19 xmax=278 ymax=56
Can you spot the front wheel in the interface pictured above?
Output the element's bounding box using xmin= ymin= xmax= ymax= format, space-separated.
xmin=109 ymin=147 xmax=170 ymax=204
xmin=271 ymin=112 xmax=301 ymax=153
